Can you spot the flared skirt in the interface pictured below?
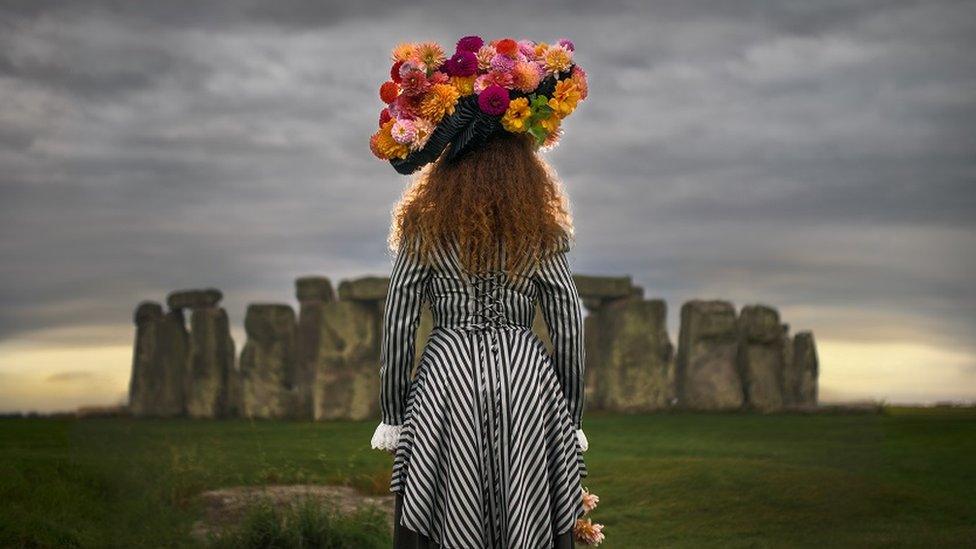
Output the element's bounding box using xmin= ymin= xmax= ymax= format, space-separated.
xmin=389 ymin=326 xmax=587 ymax=549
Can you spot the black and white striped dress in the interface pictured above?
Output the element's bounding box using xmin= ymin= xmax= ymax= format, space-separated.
xmin=370 ymin=235 xmax=589 ymax=548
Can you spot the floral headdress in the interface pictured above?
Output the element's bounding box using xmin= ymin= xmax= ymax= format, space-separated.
xmin=369 ymin=36 xmax=588 ymax=175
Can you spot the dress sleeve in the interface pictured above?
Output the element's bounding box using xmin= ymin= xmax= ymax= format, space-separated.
xmin=370 ymin=240 xmax=430 ymax=453
xmin=532 ymin=238 xmax=587 ymax=439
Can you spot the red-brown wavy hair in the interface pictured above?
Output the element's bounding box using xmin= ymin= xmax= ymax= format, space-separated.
xmin=388 ymin=132 xmax=574 ymax=277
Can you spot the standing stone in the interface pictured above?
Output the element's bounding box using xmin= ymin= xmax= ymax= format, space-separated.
xmin=592 ymin=298 xmax=674 ymax=411
xmin=240 ymin=304 xmax=300 ymax=419
xmin=794 ymin=331 xmax=819 ymax=405
xmin=675 ymin=300 xmax=743 ymax=410
xmin=313 ymin=300 xmax=382 ymax=421
xmin=337 ymin=277 xmax=390 ymax=301
xmin=737 ymin=305 xmax=785 ymax=411
xmin=129 ymin=302 xmax=188 ymax=417
xmin=173 ymin=289 xmax=238 ymax=419
xmin=295 ymin=277 xmax=336 ymax=420
xmin=780 ymin=324 xmax=800 ymax=406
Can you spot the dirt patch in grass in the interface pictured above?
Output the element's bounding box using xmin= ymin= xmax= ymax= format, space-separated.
xmin=191 ymin=484 xmax=395 ymax=542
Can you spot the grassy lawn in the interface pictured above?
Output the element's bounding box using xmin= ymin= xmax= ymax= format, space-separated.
xmin=1 ymin=407 xmax=974 ymax=548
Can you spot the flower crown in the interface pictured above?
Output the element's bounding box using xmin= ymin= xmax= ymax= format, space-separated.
xmin=369 ymin=36 xmax=588 ymax=175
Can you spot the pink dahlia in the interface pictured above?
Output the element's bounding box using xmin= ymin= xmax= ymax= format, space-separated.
xmin=518 ymin=39 xmax=537 ymax=59
xmin=430 ymin=70 xmax=450 ymax=84
xmin=557 ymin=38 xmax=576 ymax=51
xmin=456 ymin=35 xmax=484 ymax=53
xmin=476 ymin=45 xmax=495 ymax=71
xmin=474 ymin=70 xmax=514 ymax=94
xmin=390 ymin=119 xmax=418 ymax=145
xmin=399 ymin=69 xmax=430 ymax=96
xmin=398 ymin=61 xmax=423 ymax=79
xmin=581 ymin=487 xmax=600 ymax=514
xmin=571 ymin=65 xmax=588 ymax=100
xmin=477 ymin=84 xmax=510 ymax=116
xmin=410 ymin=118 xmax=435 ymax=151
xmin=490 ymin=53 xmax=516 ymax=72
xmin=392 ymin=94 xmax=421 ymax=119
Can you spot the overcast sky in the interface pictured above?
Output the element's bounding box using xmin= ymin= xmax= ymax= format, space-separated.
xmin=1 ymin=0 xmax=974 ymax=412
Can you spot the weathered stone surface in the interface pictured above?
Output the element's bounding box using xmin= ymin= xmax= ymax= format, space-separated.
xmin=780 ymin=324 xmax=800 ymax=406
xmin=185 ymin=307 xmax=237 ymax=418
xmin=794 ymin=331 xmax=819 ymax=405
xmin=312 ymin=301 xmax=381 ymax=421
xmin=675 ymin=300 xmax=743 ymax=410
xmin=295 ymin=302 xmax=323 ymax=420
xmin=572 ymin=275 xmax=634 ymax=301
xmin=337 ymin=277 xmax=389 ymax=302
xmin=592 ymin=298 xmax=674 ymax=411
xmin=296 ymin=277 xmax=336 ymax=303
xmin=134 ymin=301 xmax=164 ymax=325
xmin=129 ymin=302 xmax=188 ymax=417
xmin=240 ymin=304 xmax=300 ymax=419
xmin=167 ymin=288 xmax=223 ymax=310
xmin=737 ymin=305 xmax=785 ymax=411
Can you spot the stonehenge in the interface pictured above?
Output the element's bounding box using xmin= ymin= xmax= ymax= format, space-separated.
xmin=129 ymin=274 xmax=819 ymax=419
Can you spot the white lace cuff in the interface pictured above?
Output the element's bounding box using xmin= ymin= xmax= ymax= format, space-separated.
xmin=370 ymin=422 xmax=403 ymax=452
xmin=576 ymin=428 xmax=589 ymax=452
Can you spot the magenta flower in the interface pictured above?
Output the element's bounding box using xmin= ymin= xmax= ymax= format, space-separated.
xmin=478 ymin=84 xmax=510 ymax=116
xmin=447 ymin=50 xmax=478 ymax=77
xmin=456 ymin=35 xmax=484 ymax=53
xmin=557 ymin=38 xmax=575 ymax=51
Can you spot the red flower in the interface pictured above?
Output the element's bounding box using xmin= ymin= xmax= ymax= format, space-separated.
xmin=390 ymin=60 xmax=404 ymax=83
xmin=379 ymin=108 xmax=391 ymax=127
xmin=495 ymin=38 xmax=518 ymax=57
xmin=379 ymin=81 xmax=399 ymax=104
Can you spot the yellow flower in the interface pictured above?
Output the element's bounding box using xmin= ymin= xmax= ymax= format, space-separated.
xmin=372 ymin=120 xmax=408 ymax=160
xmin=548 ymin=79 xmax=580 ymax=118
xmin=420 ymin=83 xmax=460 ymax=123
xmin=451 ymin=75 xmax=476 ymax=96
xmin=540 ymin=112 xmax=561 ymax=134
xmin=391 ymin=42 xmax=417 ymax=63
xmin=501 ymin=97 xmax=531 ymax=132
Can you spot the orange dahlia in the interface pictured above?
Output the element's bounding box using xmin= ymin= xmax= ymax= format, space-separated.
xmin=391 ymin=42 xmax=417 ymax=63
xmin=419 ymin=83 xmax=460 ymax=123
xmin=451 ymin=75 xmax=476 ymax=96
xmin=573 ymin=517 xmax=605 ymax=546
xmin=414 ymin=41 xmax=446 ymax=72
xmin=543 ymin=44 xmax=573 ymax=75
xmin=548 ymin=79 xmax=581 ymax=118
xmin=370 ymin=120 xmax=408 ymax=160
xmin=511 ymin=61 xmax=543 ymax=93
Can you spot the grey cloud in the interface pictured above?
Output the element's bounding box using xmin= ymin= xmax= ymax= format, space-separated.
xmin=0 ymin=1 xmax=973 ymax=402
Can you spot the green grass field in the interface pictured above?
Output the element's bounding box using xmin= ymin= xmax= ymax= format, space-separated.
xmin=2 ymin=407 xmax=974 ymax=548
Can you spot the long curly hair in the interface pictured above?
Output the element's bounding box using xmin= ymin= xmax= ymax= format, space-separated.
xmin=388 ymin=132 xmax=574 ymax=277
